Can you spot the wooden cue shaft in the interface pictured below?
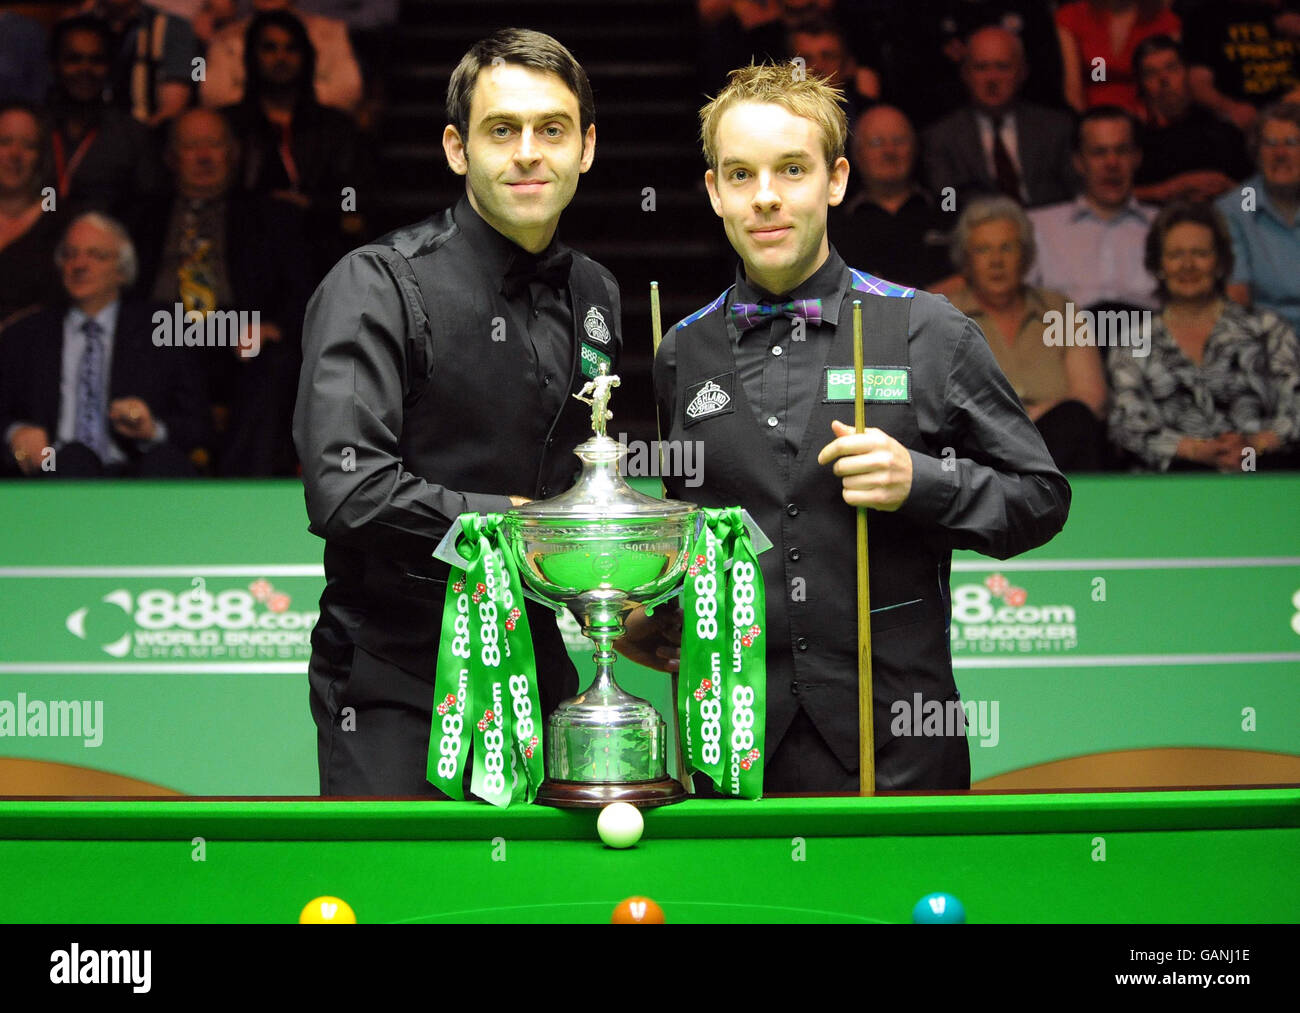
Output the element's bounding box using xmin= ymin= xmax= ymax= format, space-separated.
xmin=649 ymin=281 xmax=691 ymax=792
xmin=650 ymin=281 xmax=666 ymax=491
xmin=852 ymin=300 xmax=875 ymax=795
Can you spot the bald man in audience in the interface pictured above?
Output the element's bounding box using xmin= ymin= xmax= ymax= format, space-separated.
xmin=831 ymin=105 xmax=956 ymax=291
xmin=922 ymin=26 xmax=1076 ymax=208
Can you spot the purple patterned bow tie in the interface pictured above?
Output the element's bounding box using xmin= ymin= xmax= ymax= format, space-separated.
xmin=729 ymin=298 xmax=823 ymax=332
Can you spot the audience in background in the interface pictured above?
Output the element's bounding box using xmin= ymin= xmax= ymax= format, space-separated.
xmin=1110 ymin=201 xmax=1300 ymax=470
xmin=1217 ymin=101 xmax=1300 ymax=336
xmin=192 ymin=0 xmax=239 ymax=48
xmin=885 ymin=0 xmax=1066 ymax=129
xmin=130 ymin=107 xmax=312 ymax=476
xmin=787 ymin=21 xmax=877 ymax=128
xmin=0 ymin=213 xmax=204 ymax=478
xmin=831 ymin=105 xmax=956 ymax=291
xmin=922 ymin=26 xmax=1077 ymax=208
xmin=201 ymin=0 xmax=363 ymax=116
xmin=1180 ymin=0 xmax=1300 ymax=131
xmin=46 ymin=15 xmax=163 ymax=219
xmin=697 ymin=0 xmax=863 ymax=97
xmin=0 ymin=10 xmax=52 ymax=104
xmin=80 ymin=0 xmax=199 ymax=126
xmin=0 ymin=103 xmax=62 ymax=331
xmin=1056 ymin=0 xmax=1181 ymax=115
xmin=1028 ymin=107 xmax=1160 ymax=310
xmin=1133 ymin=34 xmax=1252 ymax=204
xmin=4 ymin=3 xmax=1294 ymax=477
xmin=949 ymin=197 xmax=1108 ymax=471
xmin=220 ymin=9 xmax=366 ymax=280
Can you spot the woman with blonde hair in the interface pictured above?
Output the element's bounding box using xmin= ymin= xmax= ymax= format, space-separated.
xmin=949 ymin=196 xmax=1108 ymax=471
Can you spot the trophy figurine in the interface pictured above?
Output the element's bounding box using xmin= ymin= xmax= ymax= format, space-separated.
xmin=502 ymin=364 xmax=695 ymax=807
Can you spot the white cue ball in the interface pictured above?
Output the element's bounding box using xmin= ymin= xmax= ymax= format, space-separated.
xmin=597 ymin=802 xmax=644 ymax=849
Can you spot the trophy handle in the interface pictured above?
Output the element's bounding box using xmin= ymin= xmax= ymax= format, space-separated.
xmin=432 ymin=520 xmax=472 ymax=570
xmin=433 ymin=519 xmax=567 ymax=615
xmin=516 ymin=583 xmax=568 ymax=614
xmin=641 ymin=586 xmax=682 ymax=615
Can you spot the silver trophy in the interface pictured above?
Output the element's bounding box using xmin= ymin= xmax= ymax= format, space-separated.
xmin=502 ymin=366 xmax=695 ymax=807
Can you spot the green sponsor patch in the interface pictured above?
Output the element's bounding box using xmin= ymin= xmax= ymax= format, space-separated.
xmin=580 ymin=343 xmax=611 ymax=379
xmin=824 ymin=367 xmax=910 ymax=402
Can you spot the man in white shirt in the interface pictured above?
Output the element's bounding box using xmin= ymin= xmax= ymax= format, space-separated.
xmin=1027 ymin=107 xmax=1159 ymax=310
xmin=0 ymin=214 xmax=203 ymax=477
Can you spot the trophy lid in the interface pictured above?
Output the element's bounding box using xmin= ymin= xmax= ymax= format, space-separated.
xmin=512 ymin=365 xmax=695 ymax=521
xmin=512 ymin=434 xmax=695 ymax=520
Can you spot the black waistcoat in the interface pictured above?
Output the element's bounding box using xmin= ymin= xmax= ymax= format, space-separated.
xmin=324 ymin=208 xmax=620 ymax=705
xmin=666 ymin=277 xmax=956 ymax=770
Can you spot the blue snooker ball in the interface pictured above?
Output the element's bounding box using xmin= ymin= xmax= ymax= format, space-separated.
xmin=912 ymin=892 xmax=966 ymax=924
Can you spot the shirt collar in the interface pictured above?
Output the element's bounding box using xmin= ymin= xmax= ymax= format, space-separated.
xmin=951 ymin=284 xmax=1045 ymax=327
xmin=67 ymin=300 xmax=120 ymax=336
xmin=732 ymin=246 xmax=849 ymax=328
xmin=1248 ymin=175 xmax=1300 ymax=228
xmin=452 ymin=194 xmax=566 ymax=290
xmin=1069 ymin=194 xmax=1148 ymax=223
xmin=975 ymin=104 xmax=1017 ymax=128
xmin=844 ymin=186 xmax=925 ymax=216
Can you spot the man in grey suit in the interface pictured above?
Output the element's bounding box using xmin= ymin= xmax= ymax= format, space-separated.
xmin=922 ymin=26 xmax=1075 ymax=209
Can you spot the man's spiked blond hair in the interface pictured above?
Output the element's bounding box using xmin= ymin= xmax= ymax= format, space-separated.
xmin=699 ymin=62 xmax=848 ymax=172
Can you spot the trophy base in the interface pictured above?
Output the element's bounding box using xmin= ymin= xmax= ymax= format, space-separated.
xmin=535 ymin=776 xmax=687 ymax=809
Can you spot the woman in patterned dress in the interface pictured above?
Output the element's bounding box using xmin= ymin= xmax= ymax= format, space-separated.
xmin=1108 ymin=201 xmax=1300 ymax=471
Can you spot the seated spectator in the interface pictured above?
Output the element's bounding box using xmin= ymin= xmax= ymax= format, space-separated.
xmin=80 ymin=0 xmax=199 ymax=126
xmin=1109 ymin=201 xmax=1300 ymax=470
xmin=922 ymin=26 xmax=1077 ymax=209
xmin=46 ymin=15 xmax=164 ymax=219
xmin=1057 ymin=0 xmax=1181 ymax=115
xmin=0 ymin=10 xmax=52 ymax=104
xmin=697 ymin=0 xmax=845 ymax=96
xmin=1217 ymin=101 xmax=1300 ymax=336
xmin=949 ymin=196 xmax=1108 ymax=471
xmin=130 ymin=107 xmax=311 ymax=475
xmin=1028 ymin=106 xmax=1160 ymax=310
xmin=787 ymin=21 xmax=878 ymax=128
xmin=0 ymin=213 xmax=204 ymax=478
xmin=883 ymin=0 xmax=1067 ymax=129
xmin=192 ymin=0 xmax=238 ymax=48
xmin=0 ymin=103 xmax=63 ymax=330
xmin=201 ymin=0 xmax=362 ymax=116
xmin=1133 ymin=34 xmax=1251 ymax=204
xmin=1180 ymin=0 xmax=1300 ymax=131
xmin=831 ymin=105 xmax=956 ymax=291
xmin=220 ymin=9 xmax=366 ymax=280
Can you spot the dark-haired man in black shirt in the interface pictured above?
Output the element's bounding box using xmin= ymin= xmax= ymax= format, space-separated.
xmin=1133 ymin=35 xmax=1253 ymax=204
xmin=293 ymin=29 xmax=622 ymax=796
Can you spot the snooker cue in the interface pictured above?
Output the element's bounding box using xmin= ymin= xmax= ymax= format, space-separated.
xmin=853 ymin=300 xmax=876 ymax=794
xmin=649 ymin=281 xmax=691 ymax=792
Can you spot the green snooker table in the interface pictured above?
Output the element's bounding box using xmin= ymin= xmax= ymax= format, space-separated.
xmin=0 ymin=788 xmax=1296 ymax=924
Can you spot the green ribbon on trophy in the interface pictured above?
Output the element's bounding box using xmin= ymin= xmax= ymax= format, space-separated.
xmin=678 ymin=506 xmax=766 ymax=798
xmin=427 ymin=514 xmax=544 ymax=807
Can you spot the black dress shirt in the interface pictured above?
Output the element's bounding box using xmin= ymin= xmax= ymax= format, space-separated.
xmin=658 ymin=247 xmax=1069 ymax=559
xmin=456 ymin=200 xmax=575 ymax=426
xmin=730 ymin=251 xmax=845 ymax=465
xmin=829 ymin=190 xmax=953 ymax=290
